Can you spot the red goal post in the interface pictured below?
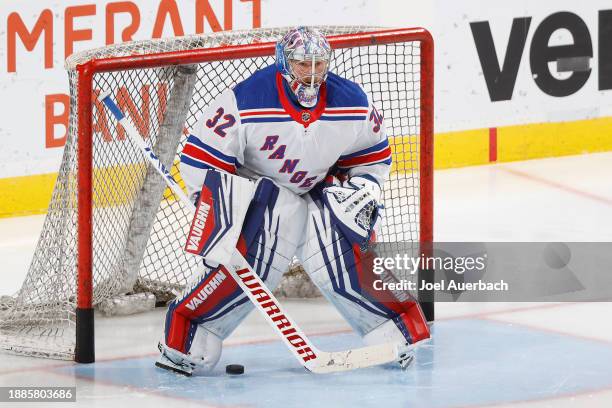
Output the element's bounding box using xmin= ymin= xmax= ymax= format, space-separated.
xmin=76 ymin=27 xmax=434 ymax=362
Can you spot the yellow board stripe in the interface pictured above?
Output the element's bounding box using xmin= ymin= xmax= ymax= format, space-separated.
xmin=2 ymin=116 xmax=612 ymax=218
xmin=0 ymin=173 xmax=58 ymax=218
xmin=497 ymin=116 xmax=612 ymax=162
xmin=432 ymin=128 xmax=490 ymax=169
xmin=0 ymin=162 xmax=186 ymax=218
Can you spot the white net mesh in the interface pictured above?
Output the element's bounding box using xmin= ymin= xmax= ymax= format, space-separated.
xmin=0 ymin=26 xmax=425 ymax=360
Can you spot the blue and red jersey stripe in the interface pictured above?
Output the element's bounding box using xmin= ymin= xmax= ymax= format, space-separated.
xmin=180 ymin=135 xmax=238 ymax=174
xmin=320 ymin=107 xmax=368 ymax=122
xmin=337 ymin=139 xmax=392 ymax=168
xmin=239 ymin=108 xmax=293 ymax=124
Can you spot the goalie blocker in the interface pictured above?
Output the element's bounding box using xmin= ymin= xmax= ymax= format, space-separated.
xmin=159 ymin=170 xmax=429 ymax=375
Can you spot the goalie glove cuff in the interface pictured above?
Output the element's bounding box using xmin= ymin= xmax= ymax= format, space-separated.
xmin=346 ymin=175 xmax=382 ymax=204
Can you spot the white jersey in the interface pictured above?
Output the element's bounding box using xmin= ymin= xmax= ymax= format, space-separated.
xmin=180 ymin=65 xmax=391 ymax=198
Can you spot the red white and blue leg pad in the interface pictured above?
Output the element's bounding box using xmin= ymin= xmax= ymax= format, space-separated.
xmin=298 ymin=183 xmax=430 ymax=348
xmin=162 ymin=178 xmax=307 ymax=372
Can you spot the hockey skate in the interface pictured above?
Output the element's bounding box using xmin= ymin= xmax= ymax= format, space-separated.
xmin=397 ymin=344 xmax=415 ymax=369
xmin=155 ymin=342 xmax=197 ymax=376
xmin=397 ymin=337 xmax=434 ymax=369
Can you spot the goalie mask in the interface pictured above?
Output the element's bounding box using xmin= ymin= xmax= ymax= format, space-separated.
xmin=275 ymin=27 xmax=332 ymax=108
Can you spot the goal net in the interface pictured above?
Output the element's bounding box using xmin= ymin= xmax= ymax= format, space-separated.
xmin=0 ymin=26 xmax=433 ymax=361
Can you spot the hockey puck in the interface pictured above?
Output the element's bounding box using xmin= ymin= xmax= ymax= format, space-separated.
xmin=226 ymin=364 xmax=244 ymax=375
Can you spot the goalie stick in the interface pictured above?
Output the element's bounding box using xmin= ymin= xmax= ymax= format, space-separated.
xmin=98 ymin=90 xmax=411 ymax=374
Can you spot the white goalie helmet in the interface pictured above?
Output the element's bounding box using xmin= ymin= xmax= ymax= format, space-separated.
xmin=275 ymin=27 xmax=332 ymax=108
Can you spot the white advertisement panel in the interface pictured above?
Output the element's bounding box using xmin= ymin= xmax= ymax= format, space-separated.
xmin=436 ymin=0 xmax=612 ymax=131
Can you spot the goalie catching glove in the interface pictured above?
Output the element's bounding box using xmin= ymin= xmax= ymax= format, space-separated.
xmin=322 ymin=175 xmax=383 ymax=249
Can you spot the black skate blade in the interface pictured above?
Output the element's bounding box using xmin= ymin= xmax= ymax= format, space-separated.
xmin=155 ymin=361 xmax=192 ymax=377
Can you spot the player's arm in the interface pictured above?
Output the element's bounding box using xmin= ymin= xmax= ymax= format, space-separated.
xmin=179 ymin=89 xmax=243 ymax=202
xmin=335 ymin=96 xmax=391 ymax=202
xmin=319 ymin=96 xmax=391 ymax=246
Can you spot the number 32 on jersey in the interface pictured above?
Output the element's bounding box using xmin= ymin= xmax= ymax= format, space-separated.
xmin=206 ymin=108 xmax=236 ymax=137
